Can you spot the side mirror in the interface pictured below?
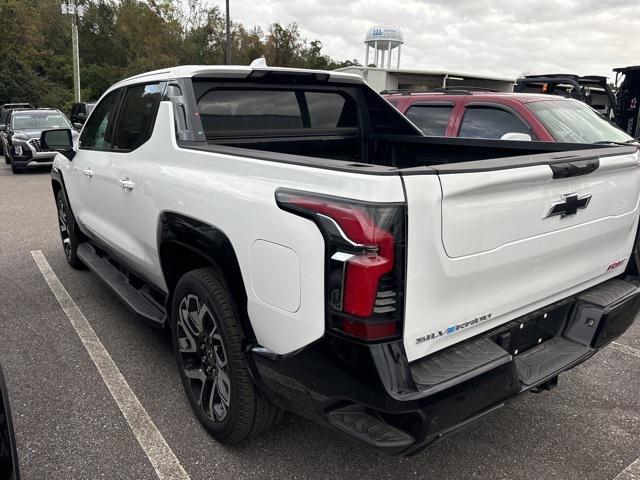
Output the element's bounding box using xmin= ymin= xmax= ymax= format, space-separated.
xmin=500 ymin=132 xmax=532 ymax=142
xmin=41 ymin=128 xmax=75 ymax=161
xmin=73 ymin=123 xmax=83 ymax=131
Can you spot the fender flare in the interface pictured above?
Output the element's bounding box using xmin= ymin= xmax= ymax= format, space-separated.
xmin=157 ymin=212 xmax=254 ymax=340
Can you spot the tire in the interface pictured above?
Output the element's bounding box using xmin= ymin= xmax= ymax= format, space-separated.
xmin=172 ymin=268 xmax=282 ymax=444
xmin=55 ymin=189 xmax=85 ymax=269
xmin=10 ymin=163 xmax=20 ymax=174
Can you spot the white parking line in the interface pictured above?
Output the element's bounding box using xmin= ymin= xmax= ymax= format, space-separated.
xmin=614 ymin=458 xmax=640 ymax=480
xmin=31 ymin=250 xmax=190 ymax=480
xmin=612 ymin=342 xmax=640 ymax=359
xmin=611 ymin=341 xmax=640 ymax=480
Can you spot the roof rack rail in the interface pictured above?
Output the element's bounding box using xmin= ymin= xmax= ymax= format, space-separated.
xmin=432 ymin=86 xmax=499 ymax=94
xmin=381 ymin=86 xmax=499 ymax=96
xmin=379 ymin=89 xmax=429 ymax=95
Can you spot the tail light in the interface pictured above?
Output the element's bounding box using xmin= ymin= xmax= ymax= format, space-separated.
xmin=276 ymin=189 xmax=406 ymax=341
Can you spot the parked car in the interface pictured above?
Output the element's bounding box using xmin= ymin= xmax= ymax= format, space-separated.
xmin=514 ymin=74 xmax=617 ymax=120
xmin=614 ymin=65 xmax=640 ymax=138
xmin=0 ymin=103 xmax=33 ymax=156
xmin=383 ymin=89 xmax=637 ymax=146
xmin=45 ymin=65 xmax=640 ymax=456
xmin=1 ymin=108 xmax=78 ymax=173
xmin=0 ymin=364 xmax=20 ymax=480
xmin=69 ymin=101 xmax=96 ymax=127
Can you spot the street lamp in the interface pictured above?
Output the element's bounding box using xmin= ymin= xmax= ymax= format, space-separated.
xmin=225 ymin=0 xmax=231 ymax=65
xmin=60 ymin=0 xmax=85 ymax=103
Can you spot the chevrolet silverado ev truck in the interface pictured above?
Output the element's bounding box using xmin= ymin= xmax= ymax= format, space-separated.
xmin=43 ymin=66 xmax=640 ymax=456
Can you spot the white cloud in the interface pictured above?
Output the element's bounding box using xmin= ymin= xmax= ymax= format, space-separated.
xmin=207 ymin=0 xmax=640 ymax=79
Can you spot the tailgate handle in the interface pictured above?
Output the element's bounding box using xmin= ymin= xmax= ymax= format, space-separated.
xmin=550 ymin=159 xmax=599 ymax=179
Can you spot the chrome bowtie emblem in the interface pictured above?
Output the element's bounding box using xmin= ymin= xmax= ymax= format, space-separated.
xmin=544 ymin=193 xmax=592 ymax=218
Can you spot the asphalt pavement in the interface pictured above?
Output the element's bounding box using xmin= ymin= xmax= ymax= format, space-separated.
xmin=1 ymin=162 xmax=639 ymax=480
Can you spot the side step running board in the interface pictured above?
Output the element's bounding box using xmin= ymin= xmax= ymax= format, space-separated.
xmin=327 ymin=407 xmax=415 ymax=451
xmin=77 ymin=243 xmax=166 ymax=326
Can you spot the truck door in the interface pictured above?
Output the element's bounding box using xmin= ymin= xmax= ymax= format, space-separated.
xmin=85 ymin=82 xmax=164 ymax=275
xmin=66 ymin=88 xmax=123 ymax=235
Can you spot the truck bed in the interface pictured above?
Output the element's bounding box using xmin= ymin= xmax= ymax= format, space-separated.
xmin=184 ymin=134 xmax=632 ymax=174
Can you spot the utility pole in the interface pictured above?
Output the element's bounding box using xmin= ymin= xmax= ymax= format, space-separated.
xmin=225 ymin=0 xmax=231 ymax=65
xmin=61 ymin=0 xmax=82 ymax=103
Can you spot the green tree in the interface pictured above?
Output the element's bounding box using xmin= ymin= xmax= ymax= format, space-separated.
xmin=0 ymin=0 xmax=358 ymax=112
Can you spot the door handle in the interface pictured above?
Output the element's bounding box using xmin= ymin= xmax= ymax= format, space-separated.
xmin=82 ymin=168 xmax=93 ymax=178
xmin=118 ymin=177 xmax=136 ymax=191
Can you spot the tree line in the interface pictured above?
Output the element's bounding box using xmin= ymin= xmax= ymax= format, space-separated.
xmin=0 ymin=0 xmax=360 ymax=112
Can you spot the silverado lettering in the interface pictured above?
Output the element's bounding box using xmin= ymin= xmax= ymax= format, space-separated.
xmin=416 ymin=314 xmax=493 ymax=344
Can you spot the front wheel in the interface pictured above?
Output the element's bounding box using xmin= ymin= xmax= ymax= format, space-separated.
xmin=55 ymin=190 xmax=85 ymax=269
xmin=172 ymin=268 xmax=282 ymax=444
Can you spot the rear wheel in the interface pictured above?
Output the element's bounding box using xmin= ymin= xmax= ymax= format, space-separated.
xmin=172 ymin=268 xmax=282 ymax=444
xmin=55 ymin=190 xmax=85 ymax=269
xmin=10 ymin=163 xmax=20 ymax=174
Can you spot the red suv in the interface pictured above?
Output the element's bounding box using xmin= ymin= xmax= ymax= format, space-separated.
xmin=383 ymin=89 xmax=635 ymax=145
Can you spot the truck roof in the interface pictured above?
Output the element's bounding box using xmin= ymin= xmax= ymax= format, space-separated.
xmin=110 ymin=65 xmax=366 ymax=91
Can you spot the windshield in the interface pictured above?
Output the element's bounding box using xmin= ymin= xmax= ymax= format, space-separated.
xmin=11 ymin=112 xmax=71 ymax=130
xmin=527 ymin=99 xmax=633 ymax=144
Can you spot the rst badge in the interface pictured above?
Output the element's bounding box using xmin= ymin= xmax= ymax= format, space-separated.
xmin=607 ymin=258 xmax=627 ymax=272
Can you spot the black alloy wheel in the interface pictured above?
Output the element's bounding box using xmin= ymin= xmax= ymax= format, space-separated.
xmin=177 ymin=292 xmax=232 ymax=423
xmin=55 ymin=190 xmax=84 ymax=269
xmin=172 ymin=268 xmax=282 ymax=444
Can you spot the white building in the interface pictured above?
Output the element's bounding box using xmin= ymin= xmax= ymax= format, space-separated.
xmin=337 ymin=25 xmax=516 ymax=93
xmin=336 ymin=66 xmax=516 ymax=94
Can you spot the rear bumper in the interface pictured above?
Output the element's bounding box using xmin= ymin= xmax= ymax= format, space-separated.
xmin=251 ymin=276 xmax=640 ymax=456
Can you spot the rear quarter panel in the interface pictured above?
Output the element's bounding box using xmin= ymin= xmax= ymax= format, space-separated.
xmin=140 ymin=102 xmax=406 ymax=355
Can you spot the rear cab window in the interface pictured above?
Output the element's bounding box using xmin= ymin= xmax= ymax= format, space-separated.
xmin=193 ymin=86 xmax=358 ymax=138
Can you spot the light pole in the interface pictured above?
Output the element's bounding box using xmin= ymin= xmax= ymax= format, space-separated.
xmin=225 ymin=0 xmax=231 ymax=65
xmin=60 ymin=0 xmax=84 ymax=103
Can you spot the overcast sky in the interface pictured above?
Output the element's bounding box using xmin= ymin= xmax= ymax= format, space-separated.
xmin=220 ymin=0 xmax=640 ymax=80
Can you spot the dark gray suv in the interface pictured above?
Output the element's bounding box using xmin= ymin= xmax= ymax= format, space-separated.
xmin=1 ymin=108 xmax=77 ymax=173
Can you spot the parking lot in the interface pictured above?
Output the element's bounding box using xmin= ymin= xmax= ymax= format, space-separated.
xmin=0 ymin=162 xmax=639 ymax=480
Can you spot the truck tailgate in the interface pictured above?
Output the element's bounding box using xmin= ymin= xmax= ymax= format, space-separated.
xmin=401 ymin=149 xmax=640 ymax=362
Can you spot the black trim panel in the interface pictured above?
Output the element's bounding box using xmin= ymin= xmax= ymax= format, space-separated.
xmin=177 ymin=140 xmax=403 ymax=175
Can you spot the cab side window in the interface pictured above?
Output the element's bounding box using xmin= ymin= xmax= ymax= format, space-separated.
xmin=405 ymin=104 xmax=454 ymax=136
xmin=459 ymin=106 xmax=531 ymax=139
xmin=111 ymin=83 xmax=163 ymax=151
xmin=79 ymin=89 xmax=122 ymax=150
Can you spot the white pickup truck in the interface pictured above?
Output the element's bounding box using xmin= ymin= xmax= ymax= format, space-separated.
xmin=42 ymin=65 xmax=640 ymax=455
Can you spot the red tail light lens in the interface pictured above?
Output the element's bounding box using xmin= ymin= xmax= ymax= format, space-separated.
xmin=276 ymin=190 xmax=406 ymax=341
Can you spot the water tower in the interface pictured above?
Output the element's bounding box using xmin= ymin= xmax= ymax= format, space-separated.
xmin=365 ymin=26 xmax=403 ymax=69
